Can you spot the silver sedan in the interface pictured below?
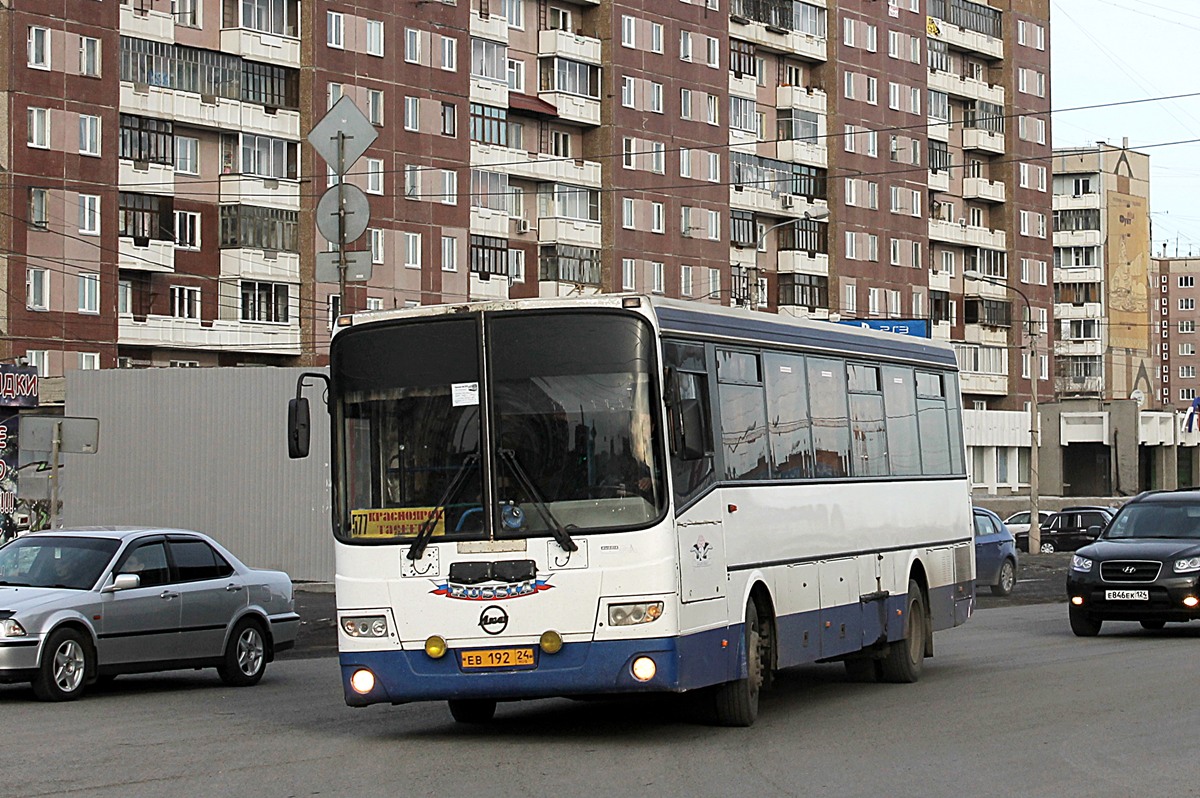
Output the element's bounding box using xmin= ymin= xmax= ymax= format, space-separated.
xmin=0 ymin=527 xmax=299 ymax=701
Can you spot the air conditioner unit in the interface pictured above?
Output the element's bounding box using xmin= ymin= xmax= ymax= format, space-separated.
xmin=516 ymin=218 xmax=531 ymax=234
xmin=781 ymin=195 xmax=796 ymax=209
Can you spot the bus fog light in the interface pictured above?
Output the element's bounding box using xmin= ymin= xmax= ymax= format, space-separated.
xmin=1184 ymin=596 xmax=1199 ymax=608
xmin=608 ymin=601 xmax=664 ymax=627
xmin=1070 ymin=596 xmax=1084 ymax=606
xmin=342 ymin=615 xmax=388 ymax=638
xmin=350 ymin=669 xmax=376 ymax=694
xmin=540 ymin=630 xmax=563 ymax=654
xmin=631 ymin=656 xmax=657 ymax=682
xmin=425 ymin=636 xmax=448 ymax=658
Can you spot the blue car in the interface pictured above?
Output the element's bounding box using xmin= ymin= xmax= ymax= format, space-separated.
xmin=973 ymin=508 xmax=1020 ymax=596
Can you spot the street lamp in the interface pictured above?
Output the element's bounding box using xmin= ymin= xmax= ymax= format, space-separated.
xmin=743 ymin=208 xmax=831 ymax=309
xmin=964 ymin=269 xmax=1041 ymax=553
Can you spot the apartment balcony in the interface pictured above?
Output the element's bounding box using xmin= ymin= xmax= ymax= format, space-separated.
xmin=929 ymin=268 xmax=952 ymax=293
xmin=931 ymin=320 xmax=952 ymax=341
xmin=119 ymin=238 xmax=175 ymax=273
xmin=218 ymin=174 xmax=301 ymax=211
xmin=538 ymin=281 xmax=603 ymax=298
xmin=470 ymin=142 xmax=601 ymax=187
xmin=729 ymin=247 xmax=756 ymax=269
xmin=730 ymin=128 xmax=759 ymax=150
xmin=928 ymin=119 xmax=950 ymax=142
xmin=1055 ymin=301 xmax=1105 ymax=320
xmin=777 ymin=250 xmax=829 ymax=276
xmin=1053 ymin=193 xmax=1102 ymax=211
xmin=470 ymin=206 xmax=511 ymax=238
xmin=1057 ymin=375 xmax=1104 ymax=396
xmin=928 ymin=219 xmax=1006 ymax=249
xmin=963 ymin=177 xmax=1006 ymax=203
xmin=927 ymin=68 xmax=1004 ymax=105
xmin=118 ymin=315 xmax=301 ymax=356
xmin=538 ymin=217 xmax=601 ymax=247
xmin=778 ymin=305 xmax=831 ymax=321
xmin=119 ymin=2 xmax=174 ymax=44
xmin=219 ymin=249 xmax=299 ymax=281
xmin=470 ymin=8 xmax=508 ymax=43
xmin=962 ymin=323 xmax=1008 ymax=347
xmin=964 ymin=274 xmax=1010 ymax=301
xmin=1055 ymin=339 xmax=1104 ymax=358
xmin=119 ymin=160 xmax=174 ymax=196
xmin=1054 ymin=266 xmax=1103 ymax=285
xmin=928 ymin=169 xmax=950 ymax=193
xmin=471 ymin=77 xmax=510 ymax=108
xmin=1054 ymin=229 xmax=1102 ymax=248
xmin=929 ymin=19 xmax=1003 ymax=60
xmin=120 ymin=83 xmax=300 ymax=139
xmin=775 ymin=86 xmax=827 ymax=116
xmin=538 ymin=29 xmax=601 ymax=65
xmin=469 ymin=273 xmax=512 ymax=301
xmin=776 ymin=139 xmax=827 ymax=169
xmin=537 ymin=91 xmax=600 ymax=126
xmin=220 ymin=28 xmax=301 ymax=69
xmin=960 ymin=372 xmax=1009 ymax=395
xmin=730 ymin=185 xmax=827 ymax=219
xmin=730 ymin=72 xmax=758 ymax=99
xmin=727 ymin=16 xmax=827 ymax=63
xmin=961 ymin=127 xmax=1006 ymax=155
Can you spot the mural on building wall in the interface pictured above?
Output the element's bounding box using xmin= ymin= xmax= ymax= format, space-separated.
xmin=1107 ymin=192 xmax=1150 ymax=350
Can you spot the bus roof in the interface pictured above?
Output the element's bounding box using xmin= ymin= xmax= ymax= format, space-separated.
xmin=334 ymin=294 xmax=958 ymax=370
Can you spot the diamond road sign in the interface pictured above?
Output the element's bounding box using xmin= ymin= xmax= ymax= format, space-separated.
xmin=308 ymin=96 xmax=378 ymax=172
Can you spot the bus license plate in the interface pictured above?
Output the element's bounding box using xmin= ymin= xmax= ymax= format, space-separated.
xmin=460 ymin=648 xmax=536 ymax=669
xmin=1106 ymin=590 xmax=1149 ymax=601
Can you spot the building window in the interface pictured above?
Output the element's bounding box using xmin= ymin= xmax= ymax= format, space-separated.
xmin=622 ymin=259 xmax=636 ymax=290
xmin=28 ymin=27 xmax=50 ymax=70
xmin=504 ymin=0 xmax=524 ymax=28
xmin=652 ymin=261 xmax=665 ymax=294
xmin=26 ymin=351 xmax=49 ymax=377
xmin=404 ymin=231 xmax=421 ymax=268
xmin=80 ymin=37 xmax=101 ymax=77
xmin=404 ymin=96 xmax=420 ymax=131
xmin=441 ymin=235 xmax=457 ymax=271
xmin=441 ymin=36 xmax=457 ymax=71
xmin=471 ymin=37 xmax=507 ymax=83
xmin=405 ymin=28 xmax=420 ymax=63
xmin=174 ymin=210 xmax=201 ymax=249
xmin=79 ymin=194 xmax=101 ymax=235
xmin=509 ymin=248 xmax=525 ymax=283
xmin=365 ymin=158 xmax=383 ymax=194
xmin=27 ymin=107 xmax=49 ymax=149
xmin=369 ymin=228 xmax=385 ymax=264
xmin=78 ymin=353 xmax=100 ymax=371
xmin=219 ymin=205 xmax=298 ymax=251
xmin=240 ymin=281 xmax=289 ymax=323
xmin=29 ymin=188 xmax=49 ymax=229
xmin=366 ymin=19 xmax=384 ymax=57
xmin=367 ymin=89 xmax=384 ymax=125
xmin=469 ymin=103 xmax=507 ymax=145
xmin=327 ymin=12 xmax=344 ymax=48
xmin=27 ymin=268 xmax=49 ymax=311
xmin=441 ymin=102 xmax=457 ymax=136
xmin=174 ymin=135 xmax=199 ymax=174
xmin=470 ymin=234 xmax=509 ymax=277
xmin=170 ymin=285 xmax=201 ymax=319
xmin=508 ymin=58 xmax=525 ymax=92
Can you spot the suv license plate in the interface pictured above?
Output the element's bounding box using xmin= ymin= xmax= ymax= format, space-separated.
xmin=1105 ymin=590 xmax=1149 ymax=601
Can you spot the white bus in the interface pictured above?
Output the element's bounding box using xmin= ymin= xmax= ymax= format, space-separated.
xmin=288 ymin=294 xmax=974 ymax=726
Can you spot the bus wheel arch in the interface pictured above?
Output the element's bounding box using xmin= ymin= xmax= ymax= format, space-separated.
xmin=905 ymin=560 xmax=933 ymax=658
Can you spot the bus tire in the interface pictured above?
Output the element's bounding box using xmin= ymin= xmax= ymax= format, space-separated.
xmin=880 ymin=579 xmax=927 ymax=684
xmin=448 ymin=698 xmax=496 ymax=724
xmin=713 ymin=599 xmax=767 ymax=727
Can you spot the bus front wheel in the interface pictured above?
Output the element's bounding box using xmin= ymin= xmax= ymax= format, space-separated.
xmin=713 ymin=599 xmax=768 ymax=727
xmin=880 ymin=579 xmax=927 ymax=684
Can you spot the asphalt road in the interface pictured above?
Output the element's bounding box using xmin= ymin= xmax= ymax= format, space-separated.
xmin=5 ymin=598 xmax=1198 ymax=798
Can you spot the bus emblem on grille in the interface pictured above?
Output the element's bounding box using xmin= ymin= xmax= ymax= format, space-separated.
xmin=479 ymin=606 xmax=509 ymax=635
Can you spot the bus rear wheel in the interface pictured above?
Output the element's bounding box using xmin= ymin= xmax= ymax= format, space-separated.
xmin=713 ymin=599 xmax=769 ymax=727
xmin=880 ymin=579 xmax=927 ymax=684
xmin=448 ymin=698 xmax=496 ymax=724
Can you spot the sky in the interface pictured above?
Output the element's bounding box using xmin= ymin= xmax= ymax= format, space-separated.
xmin=1050 ymin=0 xmax=1200 ymax=258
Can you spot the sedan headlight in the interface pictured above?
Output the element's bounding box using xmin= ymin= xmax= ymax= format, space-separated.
xmin=1174 ymin=557 xmax=1200 ymax=574
xmin=0 ymin=618 xmax=27 ymax=638
xmin=341 ymin=615 xmax=389 ymax=638
xmin=608 ymin=601 xmax=664 ymax=627
xmin=1070 ymin=555 xmax=1093 ymax=573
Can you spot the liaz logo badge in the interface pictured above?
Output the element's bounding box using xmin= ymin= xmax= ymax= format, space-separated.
xmin=430 ymin=574 xmax=554 ymax=601
xmin=479 ymin=605 xmax=509 ymax=635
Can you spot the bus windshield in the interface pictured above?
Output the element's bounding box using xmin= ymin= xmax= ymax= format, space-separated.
xmin=332 ymin=310 xmax=666 ymax=544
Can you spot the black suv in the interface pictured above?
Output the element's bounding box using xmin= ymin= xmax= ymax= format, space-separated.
xmin=1015 ymin=506 xmax=1114 ymax=553
xmin=1065 ymin=490 xmax=1200 ymax=636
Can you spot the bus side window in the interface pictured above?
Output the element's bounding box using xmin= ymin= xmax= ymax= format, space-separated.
xmin=664 ymin=341 xmax=714 ymax=503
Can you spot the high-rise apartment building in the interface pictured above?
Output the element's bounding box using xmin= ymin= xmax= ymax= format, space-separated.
xmin=1 ymin=0 xmax=1053 ymax=412
xmin=1150 ymin=256 xmax=1200 ymax=412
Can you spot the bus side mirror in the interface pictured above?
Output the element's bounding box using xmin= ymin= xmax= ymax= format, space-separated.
xmin=677 ymin=398 xmax=705 ymax=461
xmin=288 ymin=397 xmax=311 ymax=459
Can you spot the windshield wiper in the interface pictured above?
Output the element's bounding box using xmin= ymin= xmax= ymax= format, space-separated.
xmin=498 ymin=449 xmax=578 ymax=553
xmin=407 ymin=453 xmax=480 ymax=561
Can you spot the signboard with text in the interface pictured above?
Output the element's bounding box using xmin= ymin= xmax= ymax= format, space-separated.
xmin=0 ymin=365 xmax=38 ymax=535
xmin=837 ymin=318 xmax=930 ymax=338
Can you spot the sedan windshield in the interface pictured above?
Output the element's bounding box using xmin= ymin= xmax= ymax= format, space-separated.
xmin=1103 ymin=504 xmax=1200 ymax=540
xmin=0 ymin=536 xmax=121 ymax=589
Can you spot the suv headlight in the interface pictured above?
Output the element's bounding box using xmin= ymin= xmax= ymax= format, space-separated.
xmin=1070 ymin=555 xmax=1093 ymax=573
xmin=0 ymin=618 xmax=27 ymax=637
xmin=608 ymin=602 xmax=664 ymax=627
xmin=1174 ymin=557 xmax=1200 ymax=574
xmin=341 ymin=615 xmax=389 ymax=638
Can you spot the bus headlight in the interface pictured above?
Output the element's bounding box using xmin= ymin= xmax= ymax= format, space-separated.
xmin=342 ymin=615 xmax=389 ymax=638
xmin=631 ymin=656 xmax=657 ymax=682
xmin=608 ymin=602 xmax=664 ymax=627
xmin=350 ymin=669 xmax=376 ymax=694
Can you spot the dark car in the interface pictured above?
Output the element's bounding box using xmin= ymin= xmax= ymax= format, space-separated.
xmin=973 ymin=507 xmax=1019 ymax=596
xmin=1066 ymin=490 xmax=1200 ymax=636
xmin=1015 ymin=506 xmax=1115 ymax=553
